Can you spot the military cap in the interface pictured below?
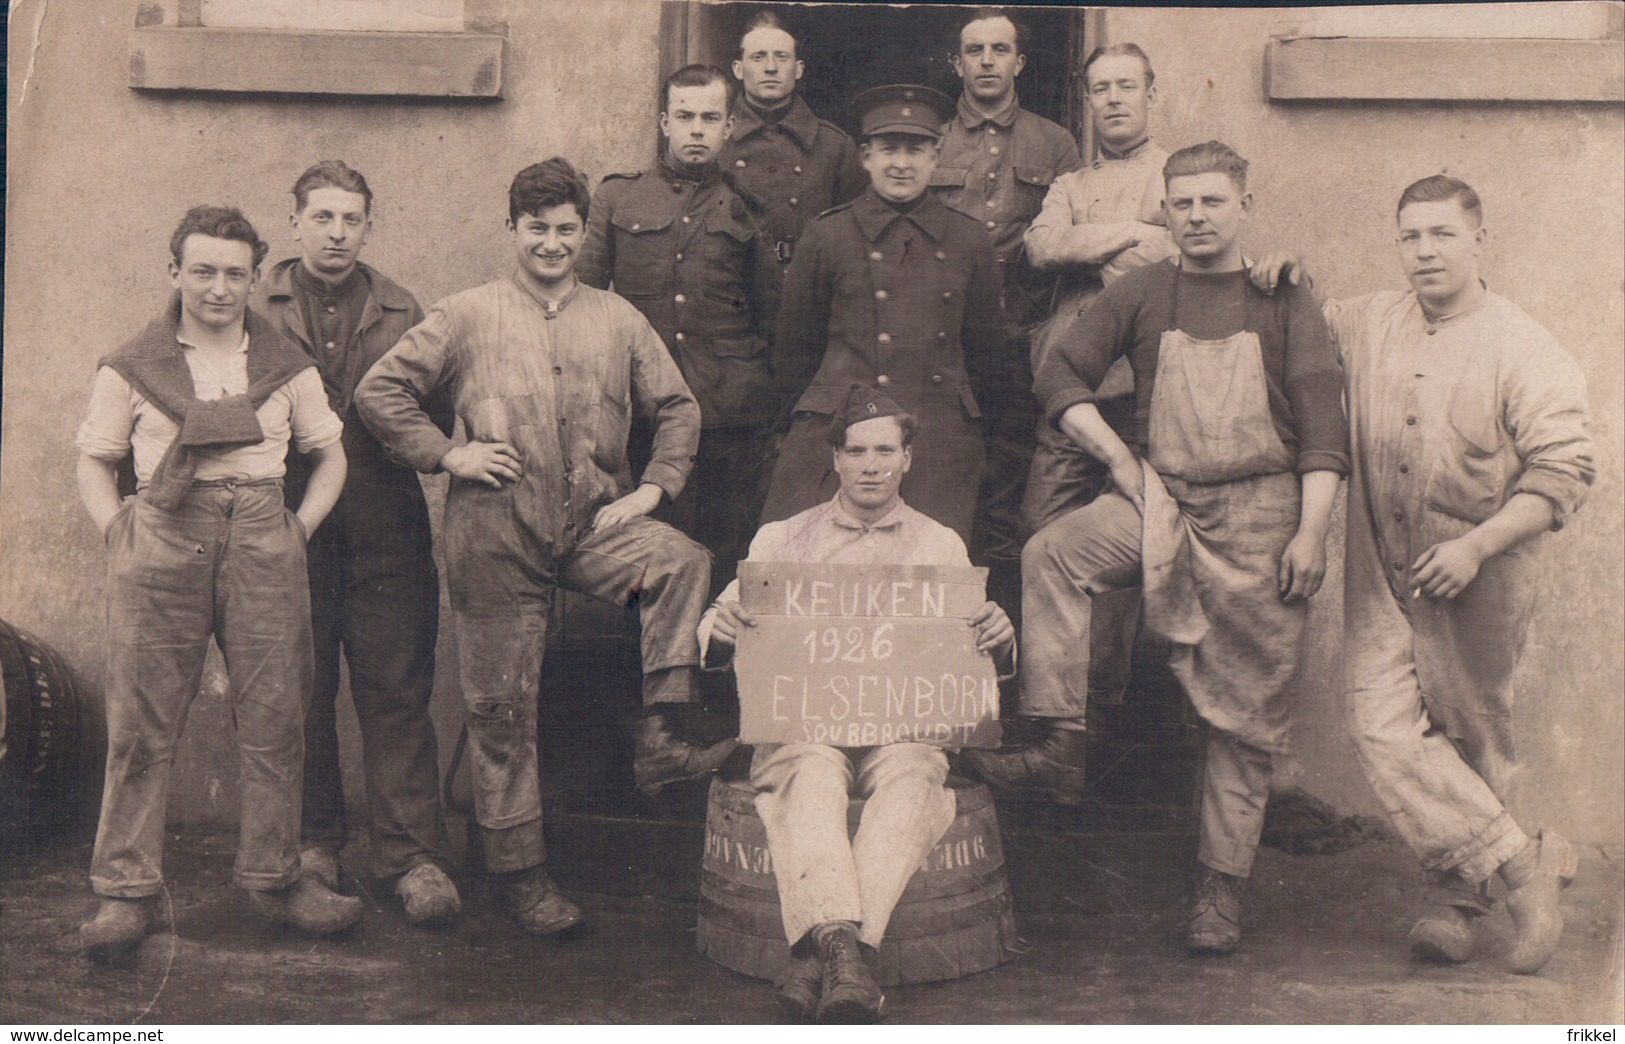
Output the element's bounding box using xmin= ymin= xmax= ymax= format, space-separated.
xmin=853 ymin=84 xmax=953 ymax=140
xmin=827 ymin=383 xmax=917 ymax=445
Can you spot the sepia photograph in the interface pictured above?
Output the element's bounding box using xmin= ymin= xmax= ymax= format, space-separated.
xmin=2 ymin=0 xmax=1621 ymax=1028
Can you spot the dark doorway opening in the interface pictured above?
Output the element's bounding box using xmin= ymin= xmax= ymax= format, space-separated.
xmin=669 ymin=2 xmax=1086 ymax=143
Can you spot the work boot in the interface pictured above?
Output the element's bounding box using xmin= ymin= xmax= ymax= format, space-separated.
xmin=633 ymin=708 xmax=738 ymax=795
xmin=396 ymin=863 xmax=461 ymax=927
xmin=1186 ymin=869 xmax=1243 ymax=956
xmin=248 ymin=877 xmax=364 ymax=936
xmin=1506 ymin=830 xmax=1578 ymax=974
xmin=813 ymin=923 xmax=883 ymax=1024
xmin=961 ymin=726 xmax=1087 ymax=805
xmin=80 ymin=897 xmax=164 ymax=956
xmin=1408 ymin=905 xmax=1478 ymax=964
xmin=495 ymin=865 xmax=584 ymax=936
xmin=774 ymin=953 xmax=823 ymax=1023
xmin=299 ymin=844 xmax=341 ymax=892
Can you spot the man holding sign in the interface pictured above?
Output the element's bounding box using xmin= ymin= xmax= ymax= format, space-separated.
xmin=701 ymin=385 xmax=1014 ymax=1023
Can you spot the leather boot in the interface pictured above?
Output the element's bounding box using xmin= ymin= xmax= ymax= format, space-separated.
xmin=1186 ymin=869 xmax=1243 ymax=956
xmin=813 ymin=924 xmax=883 ymax=1024
xmin=774 ymin=953 xmax=823 ymax=1022
xmin=80 ymin=897 xmax=164 ymax=956
xmin=961 ymin=725 xmax=1087 ymax=805
xmin=1408 ymin=904 xmax=1479 ymax=963
xmin=633 ymin=709 xmax=738 ymax=795
xmin=1506 ymin=830 xmax=1577 ymax=974
xmin=248 ymin=877 xmax=363 ymax=936
xmin=495 ymin=865 xmax=584 ymax=936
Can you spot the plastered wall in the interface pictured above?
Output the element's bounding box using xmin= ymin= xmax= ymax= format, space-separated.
xmin=4 ymin=1 xmax=1620 ymax=842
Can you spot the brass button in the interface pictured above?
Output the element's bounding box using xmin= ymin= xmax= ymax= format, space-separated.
xmin=930 ymin=374 xmax=944 ymax=384
xmin=985 ymin=200 xmax=996 ymax=208
xmin=876 ymin=374 xmax=891 ymax=386
xmin=674 ymin=293 xmax=686 ymax=303
xmin=875 ymin=290 xmax=888 ymax=301
xmin=675 ymin=252 xmax=684 ymax=262
xmin=790 ymin=197 xmax=799 ymax=206
xmin=989 ymin=146 xmax=1001 ymax=156
xmin=870 ymin=251 xmax=883 ymax=261
xmin=877 ymin=333 xmax=892 ymax=345
xmin=942 ymin=291 xmax=952 ymax=300
xmin=987 ymin=172 xmax=998 ymax=181
xmin=935 ymin=250 xmax=947 ymax=260
xmin=735 ymin=159 xmax=747 ymax=168
xmin=682 ymin=216 xmax=692 ymax=224
xmin=675 ymin=332 xmax=686 ymax=342
xmin=794 ymin=165 xmax=803 ymax=174
xmin=938 ymin=331 xmax=948 ymax=341
xmin=985 ymin=220 xmax=996 ymax=230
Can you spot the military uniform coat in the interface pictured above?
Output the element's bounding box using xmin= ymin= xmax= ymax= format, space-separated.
xmin=761 ymin=191 xmax=1004 ymax=541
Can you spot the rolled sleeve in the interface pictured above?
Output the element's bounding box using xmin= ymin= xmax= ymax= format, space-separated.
xmin=355 ymin=307 xmax=461 ymax=473
xmin=286 ymin=366 xmax=343 ymax=453
xmin=1035 ymin=282 xmax=1133 ymax=429
xmin=1281 ymin=282 xmax=1350 ymax=477
xmin=1507 ymin=340 xmax=1595 ymax=528
xmin=75 ymin=366 xmax=137 ymax=462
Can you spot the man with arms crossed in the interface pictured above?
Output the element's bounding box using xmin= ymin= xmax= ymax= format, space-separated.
xmin=357 ymin=159 xmax=726 ymax=935
xmin=76 ymin=206 xmax=357 ymax=954
xmin=968 ymin=44 xmax=1176 ymax=798
xmin=1258 ymin=175 xmax=1594 ymax=973
xmin=702 ymin=386 xmax=1015 ymax=1022
xmin=259 ymin=160 xmax=459 ymax=926
xmin=1006 ymin=143 xmax=1347 ymax=954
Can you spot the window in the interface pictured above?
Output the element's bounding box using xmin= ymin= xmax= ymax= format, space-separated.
xmin=129 ymin=0 xmax=505 ymax=98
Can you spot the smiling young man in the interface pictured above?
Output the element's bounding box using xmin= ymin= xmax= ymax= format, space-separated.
xmin=75 ymin=206 xmax=356 ymax=955
xmin=720 ymin=11 xmax=864 ymax=326
xmin=701 ymin=385 xmax=1014 ymax=1023
xmin=929 ymin=6 xmax=1082 ymax=622
xmin=578 ymin=64 xmax=771 ymax=598
xmin=979 ymin=142 xmax=1348 ymax=956
xmin=1256 ymin=176 xmax=1595 ymax=974
xmin=256 ymin=161 xmax=459 ymax=928
xmin=356 ymin=159 xmax=728 ymax=935
xmin=761 ymin=84 xmax=1004 ymax=545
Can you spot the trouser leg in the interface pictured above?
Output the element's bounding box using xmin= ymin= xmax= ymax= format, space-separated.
xmin=560 ymin=516 xmax=708 ymax=706
xmin=1197 ymin=729 xmax=1273 ymax=878
xmin=215 ymin=487 xmax=311 ymax=892
xmin=300 ymin=515 xmax=347 ymax=854
xmin=456 ymin=605 xmax=549 ymax=873
xmin=342 ymin=539 xmax=447 ymax=876
xmin=751 ymin=743 xmax=861 ymax=947
xmin=1346 ymin=674 xmax=1528 ymax=885
xmin=91 ymin=497 xmax=214 ymax=898
xmin=1019 ymin=493 xmax=1144 ymax=725
xmin=850 ymin=743 xmax=954 ymax=949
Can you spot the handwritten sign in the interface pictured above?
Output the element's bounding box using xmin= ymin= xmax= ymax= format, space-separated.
xmin=734 ymin=562 xmax=1001 ymax=749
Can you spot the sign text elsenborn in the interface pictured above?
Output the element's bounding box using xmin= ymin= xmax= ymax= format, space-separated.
xmin=734 ymin=562 xmax=1001 ymax=748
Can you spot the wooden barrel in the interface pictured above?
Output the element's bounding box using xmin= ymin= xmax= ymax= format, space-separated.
xmin=0 ymin=619 xmax=101 ymax=843
xmin=696 ymin=776 xmax=1021 ymax=986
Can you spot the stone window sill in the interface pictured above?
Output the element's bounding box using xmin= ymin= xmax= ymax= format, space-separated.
xmin=128 ymin=26 xmax=504 ymax=98
xmin=1265 ymin=36 xmax=1623 ymax=103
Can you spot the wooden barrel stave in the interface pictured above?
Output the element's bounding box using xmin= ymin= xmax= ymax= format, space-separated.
xmin=697 ymin=776 xmax=1021 ymax=987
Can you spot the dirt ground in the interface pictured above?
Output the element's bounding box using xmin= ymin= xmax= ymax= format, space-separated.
xmin=3 ymin=816 xmax=1620 ymax=1026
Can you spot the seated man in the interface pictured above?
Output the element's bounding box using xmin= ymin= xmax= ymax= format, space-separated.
xmin=701 ymin=385 xmax=1015 ymax=1023
xmin=355 ymin=158 xmax=732 ymax=936
xmin=75 ymin=205 xmax=358 ymax=954
xmin=974 ymin=142 xmax=1348 ymax=955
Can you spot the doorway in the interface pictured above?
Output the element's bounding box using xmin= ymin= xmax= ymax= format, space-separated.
xmin=660 ymin=2 xmax=1091 ymax=148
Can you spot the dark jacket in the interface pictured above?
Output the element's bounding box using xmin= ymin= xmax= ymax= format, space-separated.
xmin=720 ymin=94 xmax=866 ymax=320
xmin=577 ymin=162 xmax=773 ymax=429
xmin=257 ymin=258 xmax=451 ymax=514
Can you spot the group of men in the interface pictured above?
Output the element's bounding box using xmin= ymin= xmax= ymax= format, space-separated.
xmin=72 ymin=3 xmax=1595 ymax=1027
